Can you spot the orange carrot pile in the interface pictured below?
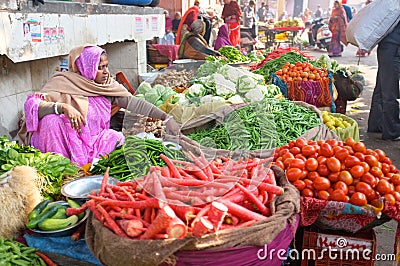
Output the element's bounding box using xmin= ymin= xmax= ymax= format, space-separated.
xmin=68 ymin=155 xmax=284 ymax=239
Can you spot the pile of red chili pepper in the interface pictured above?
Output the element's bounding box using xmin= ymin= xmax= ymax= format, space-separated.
xmin=67 ymin=154 xmax=284 ymax=240
xmin=250 ymin=47 xmax=312 ymax=71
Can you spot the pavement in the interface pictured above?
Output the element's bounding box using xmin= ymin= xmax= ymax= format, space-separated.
xmin=306 ymin=44 xmax=399 ymax=266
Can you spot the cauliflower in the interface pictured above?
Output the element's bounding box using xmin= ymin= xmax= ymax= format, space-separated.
xmin=187 ymin=84 xmax=206 ymax=98
xmin=227 ymin=95 xmax=244 ymax=104
xmin=214 ymin=73 xmax=236 ymax=98
xmin=244 ymin=88 xmax=265 ymax=102
xmin=137 ymin=81 xmax=152 ymax=95
xmin=237 ymin=75 xmax=257 ymax=95
xmin=200 ymin=95 xmax=225 ymax=104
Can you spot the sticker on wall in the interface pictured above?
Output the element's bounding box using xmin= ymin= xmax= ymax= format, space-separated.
xmin=44 ymin=27 xmax=65 ymax=45
xmin=134 ymin=16 xmax=143 ymax=33
xmin=151 ymin=16 xmax=158 ymax=33
xmin=23 ymin=19 xmax=42 ymax=42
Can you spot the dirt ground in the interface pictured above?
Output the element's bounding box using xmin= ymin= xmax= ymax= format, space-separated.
xmin=307 ymin=44 xmax=399 ymax=266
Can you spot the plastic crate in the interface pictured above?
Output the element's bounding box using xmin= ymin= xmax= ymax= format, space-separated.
xmin=300 ymin=227 xmax=376 ymax=266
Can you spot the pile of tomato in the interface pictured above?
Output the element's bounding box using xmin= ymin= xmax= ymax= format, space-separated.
xmin=275 ymin=61 xmax=329 ymax=83
xmin=272 ymin=137 xmax=400 ymax=207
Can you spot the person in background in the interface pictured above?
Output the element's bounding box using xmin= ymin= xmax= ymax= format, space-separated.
xmin=257 ymin=2 xmax=267 ymax=22
xmin=221 ymin=0 xmax=242 ymax=48
xmin=214 ymin=24 xmax=233 ymax=51
xmin=178 ymin=20 xmax=221 ymax=60
xmin=159 ymin=10 xmax=175 ymax=45
xmin=18 ymin=45 xmax=179 ymax=167
xmin=243 ymin=0 xmax=256 ymax=38
xmin=328 ymin=1 xmax=347 ymax=57
xmin=314 ymin=4 xmax=323 ymax=18
xmin=341 ymin=0 xmax=353 ymax=22
xmin=172 ymin=12 xmax=181 ymax=35
xmin=194 ymin=0 xmax=212 ymax=45
xmin=278 ymin=11 xmax=288 ymax=21
xmin=176 ymin=5 xmax=199 ymax=44
xmin=266 ymin=4 xmax=276 ymax=22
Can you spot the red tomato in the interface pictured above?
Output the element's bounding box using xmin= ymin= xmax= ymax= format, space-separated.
xmin=365 ymin=155 xmax=379 ymax=168
xmin=370 ymin=166 xmax=384 ymax=179
xmin=396 ymin=185 xmax=400 ymax=193
xmin=317 ymin=190 xmax=330 ymax=200
xmin=376 ymin=179 xmax=392 ymax=195
xmin=295 ymin=137 xmax=308 ymax=148
xmin=374 ymin=149 xmax=387 ymax=162
xmin=342 ymin=145 xmax=355 ymax=155
xmin=289 ymin=159 xmax=305 ymax=169
xmin=366 ymin=149 xmax=379 ymax=158
xmin=317 ymin=140 xmax=325 ymax=146
xmin=354 ymin=152 xmax=365 ymax=162
xmin=302 ymin=145 xmax=316 ymax=157
xmin=333 ymin=181 xmax=349 ymax=195
xmin=329 ymin=189 xmax=348 ymax=202
xmin=338 ymin=170 xmax=353 ymax=186
xmin=288 ymin=140 xmax=296 ymax=148
xmin=283 ymin=158 xmax=294 ymax=169
xmin=289 ymin=147 xmax=301 ymax=155
xmin=301 ymin=188 xmax=314 ymax=197
xmin=326 ymin=157 xmax=341 ymax=172
xmin=320 ymin=143 xmax=334 ymax=157
xmin=355 ymin=182 xmax=373 ymax=197
xmin=353 ymin=142 xmax=367 ymax=154
xmin=328 ymin=172 xmax=340 ymax=183
xmin=345 ymin=137 xmax=356 ymax=147
xmin=295 ymin=154 xmax=307 ymax=162
xmin=325 ymin=139 xmax=338 ymax=147
xmin=350 ymin=165 xmax=365 ymax=179
xmin=317 ymin=156 xmax=327 ymax=165
xmin=392 ymin=191 xmax=400 ymax=202
xmin=278 ymin=148 xmax=289 ymax=157
xmin=299 ymin=170 xmax=308 ymax=180
xmin=381 ymin=163 xmax=390 ymax=175
xmin=317 ymin=164 xmax=330 ymax=177
xmin=390 ymin=164 xmax=398 ymax=173
xmin=293 ymin=179 xmax=306 ymax=191
xmin=313 ymin=176 xmax=331 ymax=191
xmin=335 ymin=148 xmax=350 ymax=162
xmin=286 ymin=168 xmax=303 ymax=182
xmin=350 ymin=192 xmax=368 ymax=206
xmin=384 ymin=194 xmax=396 ymax=206
xmin=348 ymin=185 xmax=356 ymax=196
xmin=391 ymin=174 xmax=400 ymax=186
xmin=305 ymin=158 xmax=318 ymax=171
xmin=303 ymin=179 xmax=314 ymax=190
xmin=361 ymin=172 xmax=378 ymax=188
xmin=344 ymin=156 xmax=361 ymax=168
xmin=282 ymin=152 xmax=295 ymax=161
xmin=273 ymin=160 xmax=285 ymax=169
xmin=359 ymin=162 xmax=370 ymax=173
xmin=307 ymin=171 xmax=320 ymax=181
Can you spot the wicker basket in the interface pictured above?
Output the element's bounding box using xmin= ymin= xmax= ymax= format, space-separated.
xmin=147 ymin=47 xmax=169 ymax=64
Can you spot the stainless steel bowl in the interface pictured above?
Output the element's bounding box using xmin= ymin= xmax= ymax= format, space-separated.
xmin=30 ymin=201 xmax=89 ymax=237
xmin=61 ymin=175 xmax=119 ymax=203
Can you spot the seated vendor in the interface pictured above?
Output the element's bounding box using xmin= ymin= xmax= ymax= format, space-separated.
xmin=178 ymin=20 xmax=221 ymax=60
xmin=18 ymin=44 xmax=180 ymax=167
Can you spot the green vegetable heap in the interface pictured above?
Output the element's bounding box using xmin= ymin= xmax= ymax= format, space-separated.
xmin=0 ymin=238 xmax=47 ymax=266
xmin=0 ymin=136 xmax=78 ymax=200
xmin=90 ymin=136 xmax=185 ymax=181
xmin=218 ymin=46 xmax=249 ymax=63
xmin=187 ymin=99 xmax=321 ymax=150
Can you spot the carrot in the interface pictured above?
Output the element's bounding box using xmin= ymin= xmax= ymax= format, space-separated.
xmin=235 ymin=183 xmax=268 ymax=215
xmin=151 ymin=207 xmax=156 ymax=223
xmin=117 ymin=219 xmax=145 ymax=238
xmin=65 ymin=203 xmax=87 ymax=216
xmin=35 ymin=251 xmax=57 ymax=266
xmin=178 ymin=168 xmax=195 ymax=179
xmin=237 ymin=220 xmax=257 ymax=228
xmin=96 ymin=204 xmax=127 ymax=237
xmin=224 ymin=214 xmax=239 ymax=225
xmin=218 ymin=199 xmax=266 ymax=222
xmin=210 ymin=161 xmax=222 ymax=175
xmin=106 ymin=187 xmax=117 ymax=200
xmin=183 ymin=165 xmax=209 ymax=181
xmin=169 ymin=204 xmax=197 ymax=224
xmin=258 ymin=183 xmax=284 ymax=195
xmin=71 ymin=223 xmax=86 ymax=242
xmin=190 ymin=204 xmax=210 ymax=228
xmin=167 ymin=217 xmax=187 ymax=239
xmin=86 ymin=200 xmax=104 ymax=222
xmin=99 ymin=198 xmax=161 ymax=209
xmin=192 ymin=217 xmax=213 ymax=237
xmin=199 ymin=153 xmax=213 ymax=180
xmin=221 ymin=191 xmax=246 ymax=203
xmin=160 ymin=166 xmax=171 ymax=178
xmin=153 ymin=233 xmax=169 ymax=239
xmin=119 ymin=186 xmax=141 ymax=218
xmin=208 ymin=201 xmax=228 ymax=231
xmin=100 ymin=167 xmax=110 ymax=196
xmin=109 ymin=211 xmax=150 ymax=227
xmin=159 ymin=176 xmax=209 ymax=186
xmin=171 ymin=159 xmax=192 ymax=166
xmin=143 ymin=207 xmax=152 ymax=224
xmin=140 ymin=205 xmax=176 ymax=240
xmin=160 ymin=154 xmax=182 ymax=179
xmin=260 ymin=189 xmax=269 ymax=205
xmin=220 ymin=156 xmax=230 ymax=162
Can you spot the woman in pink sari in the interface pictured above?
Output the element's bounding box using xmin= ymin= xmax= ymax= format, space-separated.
xmin=328 ymin=1 xmax=348 ymax=57
xmin=214 ymin=24 xmax=233 ymax=51
xmin=19 ymin=45 xmax=179 ymax=166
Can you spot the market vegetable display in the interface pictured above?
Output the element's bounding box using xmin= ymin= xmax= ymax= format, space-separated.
xmin=151 ymin=69 xmax=194 ymax=90
xmin=0 ymin=238 xmax=48 ymax=266
xmin=322 ymin=111 xmax=351 ymax=130
xmin=0 ymin=136 xmax=78 ymax=200
xmin=68 ymin=156 xmax=284 ymax=239
xmin=135 ymin=82 xmax=177 ymax=107
xmin=273 ymin=137 xmax=399 ymax=207
xmin=90 ymin=136 xmax=185 ymax=181
xmin=122 ymin=115 xmax=166 ymax=138
xmin=27 ymin=199 xmax=85 ymax=231
xmin=217 ymin=46 xmax=249 ymax=63
xmin=275 ymin=61 xmax=329 ymax=82
xmin=187 ymin=99 xmax=321 ymax=150
xmin=250 ymin=48 xmax=312 ymax=71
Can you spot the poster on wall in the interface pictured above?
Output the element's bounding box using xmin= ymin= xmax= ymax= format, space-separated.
xmin=151 ymin=16 xmax=158 ymax=33
xmin=43 ymin=26 xmax=65 ymax=45
xmin=134 ymin=16 xmax=144 ymax=33
xmin=23 ymin=19 xmax=42 ymax=42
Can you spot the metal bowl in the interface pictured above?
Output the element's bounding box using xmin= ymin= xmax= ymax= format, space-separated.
xmin=30 ymin=201 xmax=89 ymax=237
xmin=61 ymin=175 xmax=119 ymax=203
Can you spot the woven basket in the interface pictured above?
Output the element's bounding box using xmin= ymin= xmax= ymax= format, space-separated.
xmin=147 ymin=47 xmax=169 ymax=64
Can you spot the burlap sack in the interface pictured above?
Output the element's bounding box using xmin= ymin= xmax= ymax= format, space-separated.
xmin=173 ymin=101 xmax=339 ymax=160
xmin=85 ymin=166 xmax=300 ymax=266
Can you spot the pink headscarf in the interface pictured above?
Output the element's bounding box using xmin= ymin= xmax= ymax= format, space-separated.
xmin=75 ymin=46 xmax=105 ymax=80
xmin=214 ymin=24 xmax=233 ymax=51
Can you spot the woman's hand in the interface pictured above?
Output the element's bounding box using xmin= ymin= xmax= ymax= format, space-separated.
xmin=62 ymin=103 xmax=86 ymax=131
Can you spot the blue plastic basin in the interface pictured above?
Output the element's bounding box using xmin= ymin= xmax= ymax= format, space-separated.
xmin=111 ymin=0 xmax=152 ymax=6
